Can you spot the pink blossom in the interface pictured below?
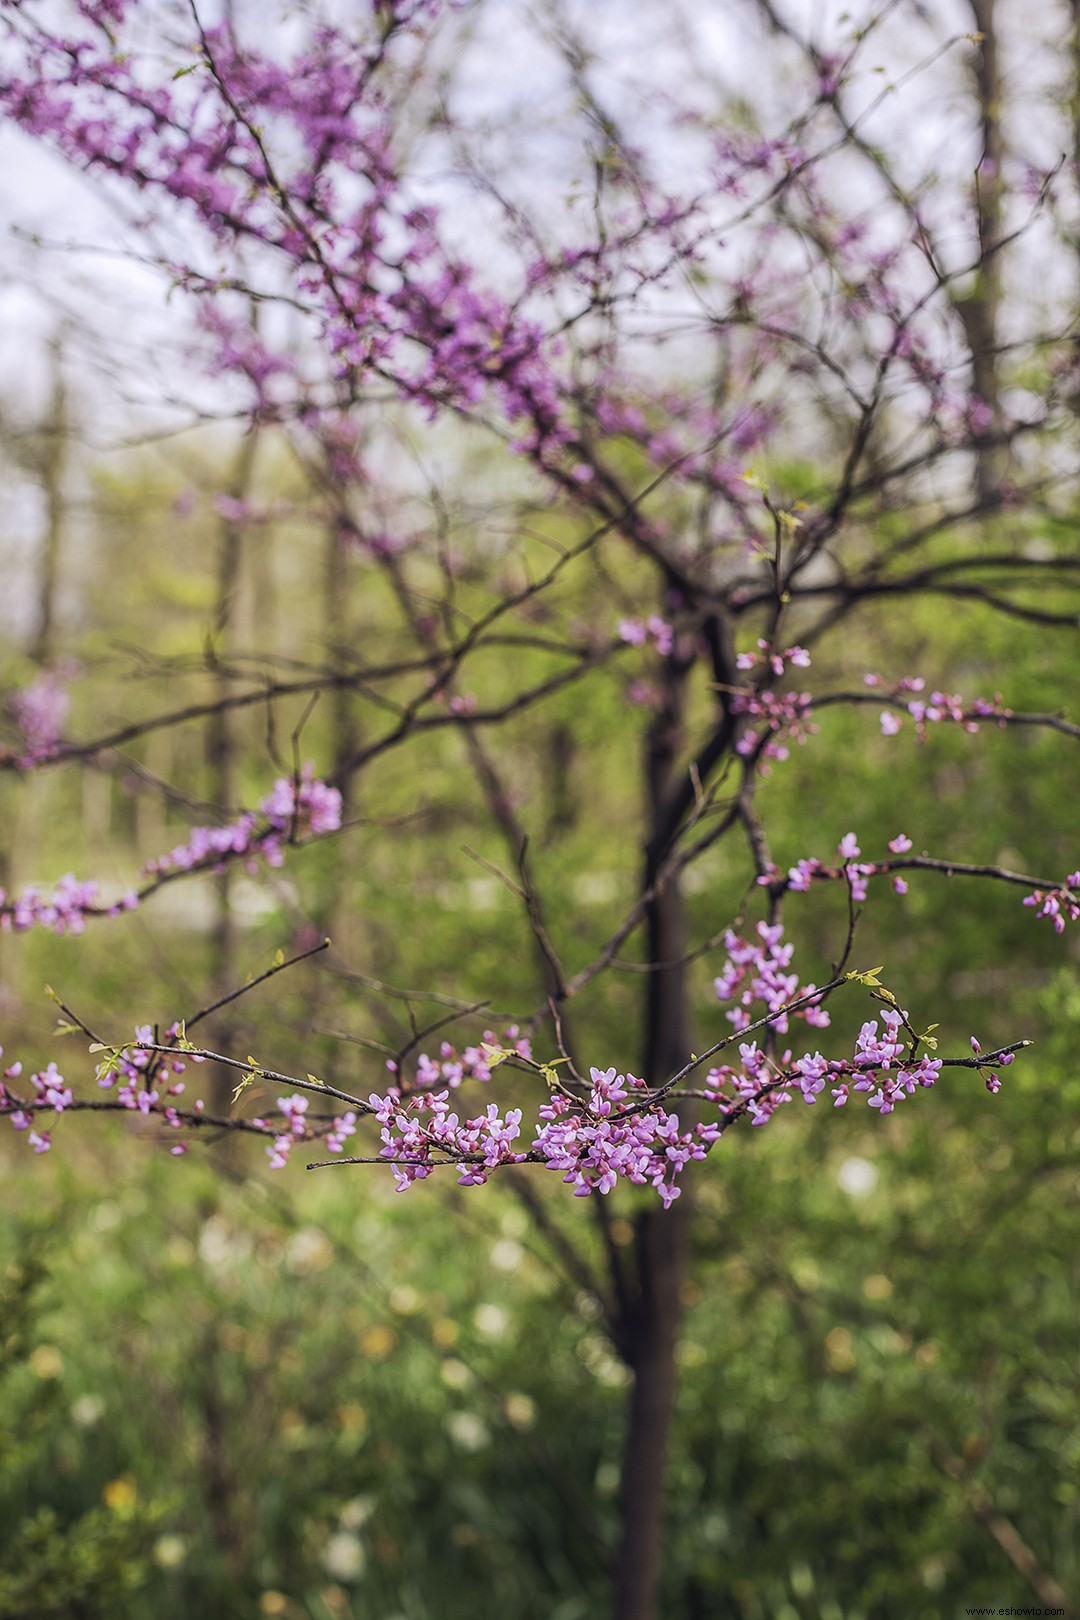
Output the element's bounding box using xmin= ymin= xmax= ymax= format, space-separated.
xmin=8 ymin=671 xmax=72 ymax=765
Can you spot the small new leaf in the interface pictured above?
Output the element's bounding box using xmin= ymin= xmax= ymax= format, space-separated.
xmin=232 ymin=1072 xmax=257 ymax=1104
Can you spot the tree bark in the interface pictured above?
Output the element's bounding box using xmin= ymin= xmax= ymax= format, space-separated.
xmin=611 ymin=1201 xmax=687 ymax=1620
xmin=30 ymin=336 xmax=68 ymax=668
xmin=205 ymin=428 xmax=257 ymax=1116
xmin=611 ymin=613 xmax=696 ymax=1620
xmin=957 ymin=0 xmax=1003 ymax=506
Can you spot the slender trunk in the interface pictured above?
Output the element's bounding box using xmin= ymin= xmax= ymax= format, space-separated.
xmin=958 ymin=0 xmax=1003 ymax=506
xmin=1068 ymin=1 xmax=1080 ymax=301
xmin=0 ymin=336 xmax=68 ymax=1020
xmin=319 ymin=520 xmax=361 ymax=985
xmin=198 ymin=1325 xmax=246 ymax=1579
xmin=324 ymin=521 xmax=358 ymax=824
xmin=611 ymin=615 xmax=696 ymax=1620
xmin=611 ymin=1203 xmax=687 ymax=1620
xmin=205 ymin=430 xmax=257 ymax=1115
xmin=31 ymin=338 xmax=68 ymax=667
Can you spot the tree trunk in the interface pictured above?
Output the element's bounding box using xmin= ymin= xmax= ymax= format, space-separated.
xmin=30 ymin=336 xmax=68 ymax=668
xmin=611 ymin=1202 xmax=687 ymax=1620
xmin=958 ymin=0 xmax=1003 ymax=507
xmin=1068 ymin=1 xmax=1080 ymax=301
xmin=611 ymin=614 xmax=695 ymax=1620
xmin=205 ymin=429 xmax=257 ymax=1116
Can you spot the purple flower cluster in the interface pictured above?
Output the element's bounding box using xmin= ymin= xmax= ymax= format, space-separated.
xmin=724 ymin=662 xmax=1012 ymax=779
xmin=713 ymin=922 xmax=831 ymax=1035
xmin=7 ymin=672 xmax=71 ymax=766
xmin=703 ymin=1039 xmax=790 ymax=1127
xmin=805 ymin=1010 xmax=942 ymax=1114
xmin=1023 ymin=873 xmax=1080 ymax=934
xmin=4 ymin=1059 xmax=70 ymax=1154
xmin=2 ymin=1025 xmax=190 ymax=1153
xmin=864 ymin=674 xmax=1012 ymax=739
xmin=782 ymin=833 xmax=1080 ymax=930
xmin=704 ymin=1013 xmax=950 ymax=1126
xmin=0 ymin=872 xmax=122 ymax=936
xmin=0 ymin=766 xmax=340 ymax=937
xmin=731 ymin=643 xmax=817 ymax=769
xmin=783 ymin=832 xmax=912 ymax=900
xmin=96 ymin=1026 xmax=189 ymax=1139
xmin=364 ymin=1066 xmax=713 ymax=1207
xmin=365 ymin=1089 xmax=526 ymax=1192
xmin=735 ymin=640 xmax=811 ymax=677
xmin=257 ymin=764 xmax=344 ymax=839
xmin=263 ymin=1094 xmax=357 ymax=1169
xmin=145 ymin=763 xmax=342 ymax=878
xmin=733 ymin=688 xmax=817 ymax=768
xmin=534 ymin=1067 xmax=710 ymax=1208
xmin=386 ymin=1028 xmax=532 ymax=1091
xmin=618 ymin=616 xmax=675 ymax=656
xmin=0 ymin=1022 xmax=364 ymax=1163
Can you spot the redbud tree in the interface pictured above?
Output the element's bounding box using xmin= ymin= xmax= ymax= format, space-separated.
xmin=3 ymin=2 xmax=1080 ymax=1615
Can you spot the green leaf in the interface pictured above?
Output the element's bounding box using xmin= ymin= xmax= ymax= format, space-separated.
xmin=231 ymin=1073 xmax=256 ymax=1105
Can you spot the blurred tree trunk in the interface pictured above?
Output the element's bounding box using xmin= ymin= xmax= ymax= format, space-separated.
xmin=956 ymin=0 xmax=1004 ymax=506
xmin=30 ymin=335 xmax=68 ymax=668
xmin=611 ymin=619 xmax=696 ymax=1620
xmin=1068 ymin=0 xmax=1080 ymax=295
xmin=324 ymin=522 xmax=358 ymax=825
xmin=0 ymin=333 xmax=70 ymax=1008
xmin=205 ymin=429 xmax=258 ymax=1114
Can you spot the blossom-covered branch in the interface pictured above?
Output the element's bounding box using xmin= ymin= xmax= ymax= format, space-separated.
xmin=0 ymin=763 xmax=341 ymax=935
